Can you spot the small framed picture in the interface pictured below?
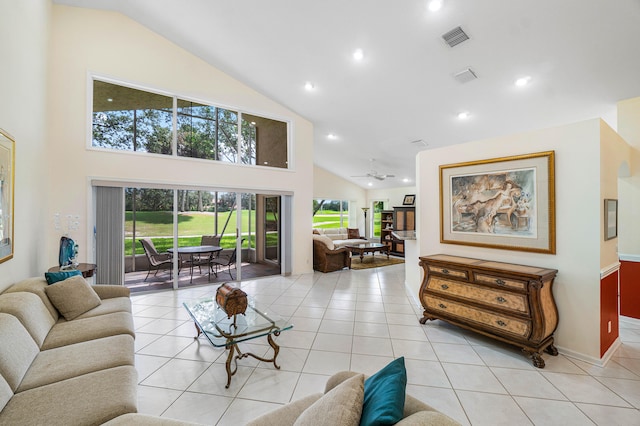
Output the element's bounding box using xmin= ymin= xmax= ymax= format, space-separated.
xmin=604 ymin=199 xmax=618 ymax=241
xmin=403 ymin=194 xmax=415 ymax=206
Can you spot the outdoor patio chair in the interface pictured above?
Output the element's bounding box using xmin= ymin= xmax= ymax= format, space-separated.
xmin=190 ymin=235 xmax=222 ymax=274
xmin=140 ymin=238 xmax=173 ymax=281
xmin=211 ymin=238 xmax=244 ymax=280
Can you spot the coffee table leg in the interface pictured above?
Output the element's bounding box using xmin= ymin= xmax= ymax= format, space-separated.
xmin=267 ymin=332 xmax=281 ymax=369
xmin=193 ymin=322 xmax=202 ymax=338
xmin=360 ymin=250 xmax=364 ymax=262
xmin=225 ymin=343 xmax=237 ymax=389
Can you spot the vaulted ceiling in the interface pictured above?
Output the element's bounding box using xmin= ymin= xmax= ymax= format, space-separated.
xmin=55 ymin=0 xmax=640 ymax=188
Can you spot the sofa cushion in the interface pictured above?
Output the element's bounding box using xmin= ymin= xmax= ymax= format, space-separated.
xmin=17 ymin=334 xmax=135 ymax=392
xmin=5 ymin=277 xmax=61 ymax=320
xmin=395 ymin=411 xmax=462 ymax=426
xmin=294 ymin=373 xmax=364 ymax=426
xmin=0 ymin=292 xmax=56 ymax=347
xmin=360 ymin=357 xmax=407 ymax=426
xmin=103 ymin=413 xmax=203 ymax=425
xmin=42 ymin=311 xmax=135 ymax=350
xmin=321 ymin=227 xmax=348 ymax=241
xmin=44 ymin=269 xmax=82 ymax=285
xmin=312 ymin=234 xmax=335 ymax=250
xmin=0 ymin=314 xmax=40 ymax=391
xmin=0 ymin=375 xmax=11 ymax=413
xmin=74 ymin=297 xmax=132 ymax=319
xmin=0 ymin=365 xmax=137 ymax=426
xmin=246 ymin=393 xmax=322 ymax=426
xmin=44 ymin=275 xmax=102 ymax=320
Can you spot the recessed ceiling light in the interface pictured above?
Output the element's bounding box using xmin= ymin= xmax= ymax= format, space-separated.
xmin=353 ymin=48 xmax=364 ymax=61
xmin=367 ymin=182 xmax=373 ymax=187
xmin=327 ymin=133 xmax=337 ymax=140
xmin=403 ymin=178 xmax=410 ymax=183
xmin=515 ymin=76 xmax=531 ymax=87
xmin=457 ymin=111 xmax=470 ymax=120
xmin=428 ymin=0 xmax=443 ymax=12
xmin=304 ymin=82 xmax=315 ymax=91
xmin=107 ymin=98 xmax=113 ymax=102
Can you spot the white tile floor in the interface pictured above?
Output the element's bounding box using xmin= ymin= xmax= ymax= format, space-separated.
xmin=131 ymin=264 xmax=640 ymax=425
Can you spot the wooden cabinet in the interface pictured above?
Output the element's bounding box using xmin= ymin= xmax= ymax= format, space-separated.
xmin=391 ymin=207 xmax=415 ymax=256
xmin=419 ymin=254 xmax=558 ymax=368
xmin=380 ymin=210 xmax=394 ymax=252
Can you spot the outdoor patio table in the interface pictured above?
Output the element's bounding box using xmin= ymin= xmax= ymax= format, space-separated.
xmin=167 ymin=245 xmax=222 ymax=283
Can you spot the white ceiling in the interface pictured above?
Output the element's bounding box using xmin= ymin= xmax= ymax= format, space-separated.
xmin=55 ymin=0 xmax=640 ymax=189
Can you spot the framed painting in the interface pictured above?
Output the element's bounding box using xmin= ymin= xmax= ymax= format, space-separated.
xmin=403 ymin=194 xmax=415 ymax=206
xmin=0 ymin=128 xmax=15 ymax=264
xmin=440 ymin=151 xmax=555 ymax=254
xmin=604 ymin=199 xmax=618 ymax=241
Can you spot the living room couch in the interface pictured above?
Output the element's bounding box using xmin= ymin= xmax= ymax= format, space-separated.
xmin=0 ymin=275 xmax=195 ymax=425
xmin=312 ymin=227 xmax=367 ymax=248
xmin=246 ymin=370 xmax=461 ymax=425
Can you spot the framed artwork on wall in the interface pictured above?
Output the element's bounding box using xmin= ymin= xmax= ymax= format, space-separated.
xmin=403 ymin=194 xmax=415 ymax=206
xmin=439 ymin=151 xmax=556 ymax=254
xmin=0 ymin=128 xmax=15 ymax=264
xmin=604 ymin=199 xmax=618 ymax=241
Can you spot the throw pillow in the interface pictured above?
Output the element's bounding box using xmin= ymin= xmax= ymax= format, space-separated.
xmin=312 ymin=229 xmax=320 ymax=235
xmin=312 ymin=234 xmax=335 ymax=250
xmin=347 ymin=228 xmax=361 ymax=239
xmin=44 ymin=269 xmax=82 ymax=285
xmin=360 ymin=357 xmax=407 ymax=426
xmin=44 ymin=275 xmax=102 ymax=320
xmin=294 ymin=373 xmax=364 ymax=426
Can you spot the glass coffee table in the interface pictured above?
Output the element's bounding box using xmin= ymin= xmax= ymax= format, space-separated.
xmin=183 ymin=296 xmax=293 ymax=388
xmin=346 ymin=242 xmax=390 ymax=262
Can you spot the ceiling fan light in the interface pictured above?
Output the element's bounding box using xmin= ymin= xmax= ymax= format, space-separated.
xmin=353 ymin=48 xmax=364 ymax=61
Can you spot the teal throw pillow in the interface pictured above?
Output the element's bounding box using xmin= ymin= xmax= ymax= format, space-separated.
xmin=360 ymin=357 xmax=407 ymax=426
xmin=45 ymin=270 xmax=82 ymax=285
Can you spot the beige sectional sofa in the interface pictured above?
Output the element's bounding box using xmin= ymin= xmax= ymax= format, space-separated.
xmin=312 ymin=227 xmax=367 ymax=248
xmin=0 ymin=276 xmax=195 ymax=426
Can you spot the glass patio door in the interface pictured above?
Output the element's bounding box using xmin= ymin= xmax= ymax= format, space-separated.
xmin=263 ymin=196 xmax=280 ymax=265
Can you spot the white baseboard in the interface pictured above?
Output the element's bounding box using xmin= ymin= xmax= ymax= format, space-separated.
xmin=555 ymin=342 xmax=619 ymax=368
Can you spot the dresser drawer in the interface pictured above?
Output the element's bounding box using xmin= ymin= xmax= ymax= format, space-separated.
xmin=424 ymin=295 xmax=531 ymax=338
xmin=474 ymin=273 xmax=527 ymax=291
xmin=427 ymin=265 xmax=469 ymax=280
xmin=427 ymin=277 xmax=529 ymax=315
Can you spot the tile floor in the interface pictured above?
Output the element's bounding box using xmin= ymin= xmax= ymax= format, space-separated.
xmin=132 ymin=264 xmax=640 ymax=425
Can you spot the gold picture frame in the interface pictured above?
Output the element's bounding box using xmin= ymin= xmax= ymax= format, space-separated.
xmin=0 ymin=128 xmax=15 ymax=264
xmin=440 ymin=151 xmax=556 ymax=254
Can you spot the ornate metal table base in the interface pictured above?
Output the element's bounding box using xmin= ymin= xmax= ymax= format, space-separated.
xmin=194 ymin=324 xmax=282 ymax=388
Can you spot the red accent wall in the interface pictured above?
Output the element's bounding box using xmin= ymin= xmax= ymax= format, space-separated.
xmin=600 ymin=271 xmax=619 ymax=357
xmin=620 ymin=260 xmax=640 ymax=319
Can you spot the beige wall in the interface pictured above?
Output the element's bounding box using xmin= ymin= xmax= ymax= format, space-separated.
xmin=617 ymin=98 xmax=640 ymax=260
xmin=599 ymin=121 xmax=632 ymax=268
xmin=417 ymin=119 xmax=612 ymax=361
xmin=47 ymin=6 xmax=314 ymax=275
xmin=0 ymin=0 xmax=51 ymax=292
xmin=367 ymin=186 xmax=417 ymax=210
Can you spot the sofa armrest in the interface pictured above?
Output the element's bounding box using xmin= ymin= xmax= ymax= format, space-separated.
xmin=324 ymin=371 xmax=359 ymax=393
xmin=246 ymin=393 xmax=322 ymax=426
xmin=92 ymin=285 xmax=131 ymax=299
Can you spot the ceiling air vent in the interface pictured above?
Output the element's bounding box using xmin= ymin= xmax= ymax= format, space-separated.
xmin=442 ymin=26 xmax=469 ymax=48
xmin=453 ymin=68 xmax=478 ymax=84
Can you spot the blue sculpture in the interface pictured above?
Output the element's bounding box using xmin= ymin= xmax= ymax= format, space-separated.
xmin=58 ymin=236 xmax=78 ymax=269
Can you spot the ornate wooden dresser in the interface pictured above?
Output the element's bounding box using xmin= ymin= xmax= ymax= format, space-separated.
xmin=419 ymin=254 xmax=558 ymax=368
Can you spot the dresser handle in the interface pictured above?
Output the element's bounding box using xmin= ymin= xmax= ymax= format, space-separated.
xmin=438 ymin=303 xmax=447 ymax=309
xmin=496 ymin=296 xmax=507 ymax=303
xmin=496 ymin=320 xmax=507 ymax=327
xmin=441 ymin=284 xmax=449 ymax=290
xmin=442 ymin=269 xmax=449 ymax=274
xmin=495 ymin=279 xmax=505 ymax=286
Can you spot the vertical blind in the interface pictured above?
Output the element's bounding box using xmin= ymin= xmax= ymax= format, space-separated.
xmin=95 ymin=186 xmax=124 ymax=285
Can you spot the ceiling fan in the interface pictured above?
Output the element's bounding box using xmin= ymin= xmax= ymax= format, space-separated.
xmin=351 ymin=159 xmax=395 ymax=181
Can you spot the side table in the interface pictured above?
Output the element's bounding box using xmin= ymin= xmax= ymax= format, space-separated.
xmin=47 ymin=263 xmax=97 ymax=278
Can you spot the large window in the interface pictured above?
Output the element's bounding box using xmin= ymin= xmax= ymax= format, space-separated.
xmin=92 ymin=79 xmax=288 ymax=168
xmin=312 ymin=199 xmax=349 ymax=229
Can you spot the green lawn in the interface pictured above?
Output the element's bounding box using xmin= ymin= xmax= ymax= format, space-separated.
xmin=126 ymin=211 xmax=275 ymax=256
xmin=312 ymin=210 xmax=348 ymax=228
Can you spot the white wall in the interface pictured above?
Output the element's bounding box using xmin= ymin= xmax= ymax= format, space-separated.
xmin=47 ymin=6 xmax=315 ymax=275
xmin=0 ymin=0 xmax=50 ymax=292
xmin=314 ymin=165 xmax=367 ymax=231
xmin=367 ymin=186 xmax=417 ymax=210
xmin=416 ymin=119 xmax=607 ymax=360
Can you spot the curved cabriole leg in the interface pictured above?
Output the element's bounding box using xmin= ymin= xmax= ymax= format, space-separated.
xmin=545 ymin=343 xmax=559 ymax=356
xmin=531 ymin=352 xmax=546 ymax=368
